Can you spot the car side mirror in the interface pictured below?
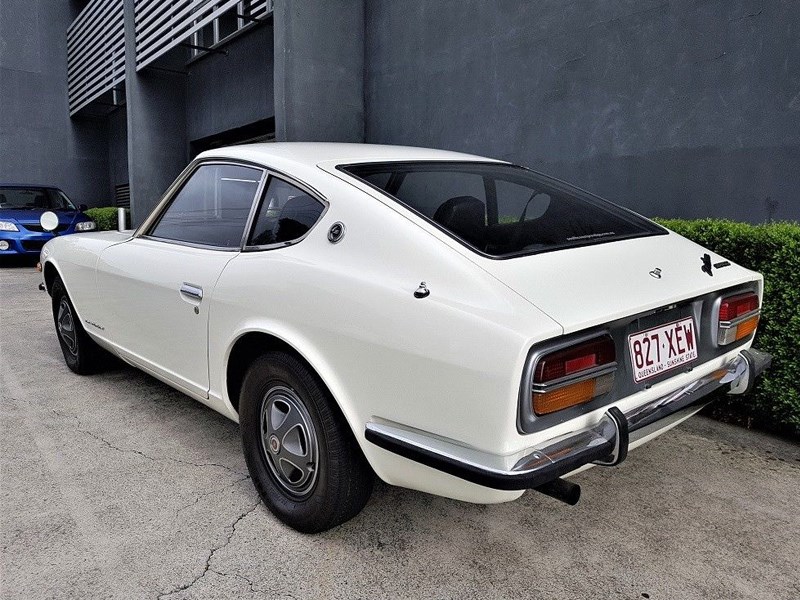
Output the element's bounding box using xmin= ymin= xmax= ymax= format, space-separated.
xmin=79 ymin=203 xmax=88 ymax=212
xmin=40 ymin=211 xmax=59 ymax=232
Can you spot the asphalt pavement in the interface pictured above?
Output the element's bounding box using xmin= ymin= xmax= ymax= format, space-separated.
xmin=1 ymin=264 xmax=799 ymax=600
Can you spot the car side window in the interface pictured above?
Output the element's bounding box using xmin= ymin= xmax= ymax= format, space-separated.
xmin=247 ymin=177 xmax=325 ymax=247
xmin=149 ymin=163 xmax=263 ymax=248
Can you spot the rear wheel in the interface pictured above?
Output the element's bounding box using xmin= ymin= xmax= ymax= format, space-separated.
xmin=240 ymin=352 xmax=373 ymax=533
xmin=51 ymin=276 xmax=106 ymax=374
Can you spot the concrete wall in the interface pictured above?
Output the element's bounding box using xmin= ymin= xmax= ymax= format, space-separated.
xmin=123 ymin=0 xmax=276 ymax=225
xmin=0 ymin=0 xmax=109 ymax=206
xmin=107 ymin=107 xmax=128 ymax=201
xmin=274 ymin=0 xmax=364 ymax=142
xmin=123 ymin=0 xmax=187 ymax=225
xmin=187 ymin=25 xmax=274 ymax=142
xmin=4 ymin=0 xmax=797 ymax=223
xmin=124 ymin=69 xmax=187 ymax=225
xmin=364 ymin=0 xmax=800 ymax=222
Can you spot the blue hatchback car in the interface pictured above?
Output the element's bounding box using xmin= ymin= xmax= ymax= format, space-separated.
xmin=0 ymin=185 xmax=96 ymax=257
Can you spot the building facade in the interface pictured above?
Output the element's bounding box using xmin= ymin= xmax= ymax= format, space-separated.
xmin=1 ymin=0 xmax=798 ymax=225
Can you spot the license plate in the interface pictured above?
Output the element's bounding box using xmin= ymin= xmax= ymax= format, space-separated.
xmin=628 ymin=317 xmax=698 ymax=383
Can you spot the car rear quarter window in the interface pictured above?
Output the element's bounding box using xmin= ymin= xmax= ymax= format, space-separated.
xmin=342 ymin=162 xmax=665 ymax=258
xmin=247 ymin=177 xmax=325 ymax=247
xmin=149 ymin=163 xmax=263 ymax=248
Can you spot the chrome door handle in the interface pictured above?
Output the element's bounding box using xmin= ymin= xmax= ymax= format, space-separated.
xmin=180 ymin=283 xmax=203 ymax=301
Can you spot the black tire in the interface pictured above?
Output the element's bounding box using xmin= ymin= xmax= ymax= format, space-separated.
xmin=51 ymin=276 xmax=106 ymax=375
xmin=240 ymin=352 xmax=373 ymax=533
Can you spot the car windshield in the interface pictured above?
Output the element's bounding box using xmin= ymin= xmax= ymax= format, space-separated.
xmin=0 ymin=187 xmax=76 ymax=211
xmin=342 ymin=162 xmax=665 ymax=258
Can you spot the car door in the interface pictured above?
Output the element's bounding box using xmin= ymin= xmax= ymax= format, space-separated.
xmin=95 ymin=162 xmax=266 ymax=398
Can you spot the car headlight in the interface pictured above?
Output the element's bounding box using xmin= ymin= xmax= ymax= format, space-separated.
xmin=74 ymin=221 xmax=96 ymax=232
xmin=0 ymin=220 xmax=19 ymax=232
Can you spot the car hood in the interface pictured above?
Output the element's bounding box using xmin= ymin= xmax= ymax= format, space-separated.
xmin=0 ymin=208 xmax=84 ymax=225
xmin=475 ymin=232 xmax=760 ymax=334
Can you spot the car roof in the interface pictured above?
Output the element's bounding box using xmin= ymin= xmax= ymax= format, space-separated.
xmin=196 ymin=142 xmax=503 ymax=169
xmin=194 ymin=143 xmax=507 ymax=194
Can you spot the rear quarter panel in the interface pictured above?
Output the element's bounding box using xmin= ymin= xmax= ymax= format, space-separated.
xmin=208 ymin=173 xmax=563 ymax=461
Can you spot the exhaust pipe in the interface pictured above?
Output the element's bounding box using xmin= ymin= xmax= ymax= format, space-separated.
xmin=534 ymin=478 xmax=581 ymax=505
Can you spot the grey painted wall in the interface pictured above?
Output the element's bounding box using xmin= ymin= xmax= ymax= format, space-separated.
xmin=4 ymin=0 xmax=797 ymax=224
xmin=274 ymin=0 xmax=364 ymax=142
xmin=365 ymin=0 xmax=800 ymax=222
xmin=108 ymin=107 xmax=128 ymax=200
xmin=124 ymin=70 xmax=188 ymax=226
xmin=187 ymin=25 xmax=274 ymax=142
xmin=123 ymin=0 xmax=187 ymax=225
xmin=124 ymin=0 xmax=276 ymax=225
xmin=0 ymin=0 xmax=109 ymax=206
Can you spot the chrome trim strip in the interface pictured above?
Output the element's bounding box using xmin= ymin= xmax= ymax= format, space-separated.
xmin=718 ymin=309 xmax=761 ymax=329
xmin=532 ymin=363 xmax=617 ymax=393
xmin=240 ymin=169 xmax=331 ymax=253
xmin=366 ymin=351 xmax=765 ymax=491
xmin=238 ymin=169 xmax=271 ymax=250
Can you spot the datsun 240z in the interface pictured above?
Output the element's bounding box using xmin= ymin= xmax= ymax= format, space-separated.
xmin=38 ymin=143 xmax=771 ymax=533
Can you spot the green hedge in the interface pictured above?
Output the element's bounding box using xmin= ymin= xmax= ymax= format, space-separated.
xmin=655 ymin=219 xmax=800 ymax=438
xmin=84 ymin=207 xmax=130 ymax=231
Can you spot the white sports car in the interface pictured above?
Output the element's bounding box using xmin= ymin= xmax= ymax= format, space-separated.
xmin=39 ymin=143 xmax=771 ymax=532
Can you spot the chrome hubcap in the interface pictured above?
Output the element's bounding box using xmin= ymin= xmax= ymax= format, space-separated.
xmin=260 ymin=386 xmax=319 ymax=497
xmin=57 ymin=298 xmax=78 ymax=356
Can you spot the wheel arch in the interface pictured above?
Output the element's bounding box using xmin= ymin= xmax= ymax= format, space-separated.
xmin=43 ymin=259 xmax=60 ymax=296
xmin=42 ymin=258 xmax=84 ymax=321
xmin=223 ymin=327 xmax=375 ymax=467
xmin=226 ymin=331 xmax=307 ymax=415
xmin=224 ymin=330 xmax=358 ymax=439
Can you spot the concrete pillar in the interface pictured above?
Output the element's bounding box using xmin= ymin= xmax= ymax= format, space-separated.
xmin=273 ymin=0 xmax=365 ymax=142
xmin=123 ymin=0 xmax=188 ymax=226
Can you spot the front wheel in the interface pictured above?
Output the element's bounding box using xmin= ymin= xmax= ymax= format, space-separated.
xmin=240 ymin=352 xmax=373 ymax=533
xmin=51 ymin=276 xmax=106 ymax=374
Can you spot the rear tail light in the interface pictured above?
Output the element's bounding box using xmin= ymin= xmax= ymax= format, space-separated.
xmin=719 ymin=294 xmax=759 ymax=320
xmin=718 ymin=292 xmax=760 ymax=345
xmin=532 ymin=335 xmax=616 ymax=415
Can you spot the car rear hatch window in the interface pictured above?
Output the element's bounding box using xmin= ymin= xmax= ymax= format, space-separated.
xmin=340 ymin=162 xmax=665 ymax=258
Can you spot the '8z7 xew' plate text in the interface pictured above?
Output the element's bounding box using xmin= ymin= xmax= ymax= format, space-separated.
xmin=628 ymin=317 xmax=698 ymax=383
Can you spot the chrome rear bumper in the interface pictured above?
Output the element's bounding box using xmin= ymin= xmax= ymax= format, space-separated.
xmin=365 ymin=348 xmax=772 ymax=493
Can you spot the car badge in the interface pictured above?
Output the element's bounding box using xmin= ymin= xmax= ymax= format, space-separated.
xmin=701 ymin=253 xmax=714 ymax=276
xmin=649 ymin=268 xmax=662 ymax=279
xmin=328 ymin=222 xmax=346 ymax=244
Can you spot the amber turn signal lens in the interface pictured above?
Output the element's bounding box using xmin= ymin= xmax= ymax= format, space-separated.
xmin=534 ymin=380 xmax=595 ymax=415
xmin=533 ymin=374 xmax=614 ymax=416
xmin=735 ymin=315 xmax=759 ymax=340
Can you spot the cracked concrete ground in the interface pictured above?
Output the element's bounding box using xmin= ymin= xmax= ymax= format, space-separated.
xmin=1 ymin=265 xmax=799 ymax=600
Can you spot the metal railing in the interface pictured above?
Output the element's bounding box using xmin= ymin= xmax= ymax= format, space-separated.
xmin=67 ymin=0 xmax=125 ymax=115
xmin=67 ymin=0 xmax=271 ymax=114
xmin=134 ymin=0 xmax=272 ymax=71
